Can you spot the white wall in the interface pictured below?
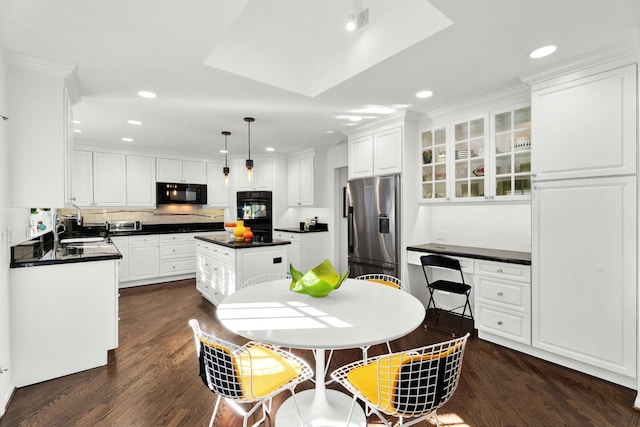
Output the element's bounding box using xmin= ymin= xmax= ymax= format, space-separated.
xmin=0 ymin=44 xmax=14 ymax=417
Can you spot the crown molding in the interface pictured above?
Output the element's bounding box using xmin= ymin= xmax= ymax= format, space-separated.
xmin=520 ymin=38 xmax=639 ymax=89
xmin=342 ymin=109 xmax=421 ymax=136
xmin=6 ymin=50 xmax=75 ymax=77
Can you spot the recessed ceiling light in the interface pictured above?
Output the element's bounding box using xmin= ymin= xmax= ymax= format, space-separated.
xmin=325 ymin=130 xmax=335 ymax=134
xmin=72 ymin=120 xmax=82 ymax=125
xmin=349 ymin=116 xmax=362 ymax=122
xmin=416 ymin=90 xmax=434 ymax=99
xmin=122 ymin=137 xmax=134 ymax=142
xmin=219 ymin=149 xmax=228 ymax=154
xmin=529 ymin=45 xmax=557 ymax=59
xmin=137 ymin=91 xmax=157 ymax=99
xmin=265 ymin=147 xmax=275 ymax=152
xmin=73 ymin=129 xmax=82 ymax=133
xmin=128 ymin=120 xmax=143 ymax=125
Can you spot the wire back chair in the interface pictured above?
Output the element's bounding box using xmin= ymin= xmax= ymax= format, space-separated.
xmin=189 ymin=319 xmax=312 ymax=427
xmin=331 ymin=333 xmax=470 ymax=427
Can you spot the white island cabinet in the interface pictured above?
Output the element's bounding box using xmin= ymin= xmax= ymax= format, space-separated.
xmin=195 ymin=235 xmax=290 ymax=306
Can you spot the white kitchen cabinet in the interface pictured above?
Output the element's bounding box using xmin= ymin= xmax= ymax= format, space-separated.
xmin=71 ymin=150 xmax=94 ymax=206
xmin=373 ymin=126 xmax=402 ymax=176
xmin=110 ymin=236 xmax=129 ymax=282
xmin=490 ymin=104 xmax=532 ymax=199
xmin=475 ymin=260 xmax=531 ymax=345
xmin=530 ymin=64 xmax=636 ymax=181
xmin=348 ymin=127 xmax=402 ymax=179
xmin=288 ymin=153 xmax=314 ymax=206
xmin=195 ymin=239 xmax=289 ymax=305
xmin=73 ymin=151 xmax=127 ymax=207
xmin=159 ymin=233 xmax=197 ymax=276
xmin=128 ymin=235 xmax=160 ymax=280
xmin=93 ymin=152 xmax=127 ymax=206
xmin=233 ymin=158 xmax=273 ymax=191
xmin=156 ymin=158 xmax=207 ymax=184
xmin=532 ymin=176 xmax=636 ymax=379
xmin=273 ymin=230 xmax=330 ymax=273
xmin=206 ymin=161 xmax=229 ymax=207
xmin=127 ymin=155 xmax=156 ymax=207
xmin=348 ymin=134 xmax=374 ymax=179
xmin=8 ymin=53 xmax=78 ymax=208
xmin=346 ymin=111 xmax=418 ymax=180
xmin=451 ymin=115 xmax=487 ymax=201
xmin=10 ymin=260 xmax=118 ymax=387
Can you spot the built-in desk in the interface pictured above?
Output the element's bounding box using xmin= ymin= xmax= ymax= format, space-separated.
xmin=407 ymin=243 xmax=532 ymax=346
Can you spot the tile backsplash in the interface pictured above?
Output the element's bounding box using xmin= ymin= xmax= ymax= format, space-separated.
xmin=58 ymin=205 xmax=224 ymax=225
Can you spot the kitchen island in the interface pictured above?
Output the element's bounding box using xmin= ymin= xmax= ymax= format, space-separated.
xmin=9 ymin=234 xmax=121 ymax=387
xmin=194 ymin=233 xmax=290 ymax=305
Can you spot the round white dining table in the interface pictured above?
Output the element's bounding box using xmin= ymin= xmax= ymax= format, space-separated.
xmin=216 ymin=278 xmax=425 ymax=427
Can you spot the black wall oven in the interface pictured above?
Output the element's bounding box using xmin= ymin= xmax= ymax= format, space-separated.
xmin=236 ymin=191 xmax=272 ymax=242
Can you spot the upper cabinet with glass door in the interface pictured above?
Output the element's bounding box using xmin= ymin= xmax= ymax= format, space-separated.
xmin=420 ymin=126 xmax=448 ymax=200
xmin=491 ymin=105 xmax=532 ymax=199
xmin=452 ymin=116 xmax=487 ymax=200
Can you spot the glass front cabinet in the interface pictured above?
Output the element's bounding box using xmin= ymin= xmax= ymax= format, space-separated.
xmin=420 ymin=103 xmax=531 ymax=203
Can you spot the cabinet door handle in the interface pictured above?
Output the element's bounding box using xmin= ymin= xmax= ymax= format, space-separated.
xmin=497 ymin=321 xmax=503 ymax=326
xmin=497 ymin=291 xmax=503 ymax=296
xmin=497 ymin=268 xmax=503 ymax=273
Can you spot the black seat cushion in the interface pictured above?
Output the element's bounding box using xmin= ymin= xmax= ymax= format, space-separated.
xmin=428 ymin=279 xmax=471 ymax=294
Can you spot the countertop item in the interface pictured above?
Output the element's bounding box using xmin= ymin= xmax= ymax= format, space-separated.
xmin=194 ymin=233 xmax=291 ymax=249
xmin=274 ymin=222 xmax=329 ymax=233
xmin=406 ymin=242 xmax=531 ymax=265
xmin=10 ymin=234 xmax=122 ymax=268
xmin=217 ymin=278 xmax=424 ymax=426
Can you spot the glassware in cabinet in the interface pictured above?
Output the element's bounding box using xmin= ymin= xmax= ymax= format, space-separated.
xmin=421 ymin=126 xmax=447 ymax=200
xmin=453 ymin=117 xmax=486 ymax=199
xmin=492 ymin=105 xmax=531 ymax=197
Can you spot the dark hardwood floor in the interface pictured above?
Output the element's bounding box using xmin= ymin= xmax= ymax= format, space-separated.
xmin=1 ymin=279 xmax=638 ymax=426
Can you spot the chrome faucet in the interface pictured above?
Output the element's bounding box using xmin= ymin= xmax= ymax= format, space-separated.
xmin=71 ymin=202 xmax=82 ymax=225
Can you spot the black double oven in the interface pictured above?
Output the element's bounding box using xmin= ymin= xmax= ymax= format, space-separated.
xmin=236 ymin=191 xmax=272 ymax=242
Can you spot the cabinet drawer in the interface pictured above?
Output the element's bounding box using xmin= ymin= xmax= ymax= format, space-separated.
xmin=476 ymin=276 xmax=530 ymax=313
xmin=160 ymin=233 xmax=194 ymax=242
xmin=161 ymin=258 xmax=195 ymax=275
xmin=410 ymin=251 xmax=473 ymax=273
xmin=475 ymin=260 xmax=530 ymax=282
xmin=477 ymin=304 xmax=531 ymax=345
xmin=211 ymin=246 xmax=234 ymax=261
xmin=274 ymin=232 xmax=300 ymax=242
xmin=129 ymin=235 xmax=159 ymax=245
xmin=161 ymin=242 xmax=195 ymax=258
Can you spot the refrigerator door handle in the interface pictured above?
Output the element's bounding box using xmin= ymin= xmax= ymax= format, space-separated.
xmin=348 ymin=207 xmax=354 ymax=253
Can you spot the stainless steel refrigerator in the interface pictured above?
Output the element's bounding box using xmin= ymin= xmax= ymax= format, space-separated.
xmin=347 ymin=174 xmax=400 ymax=277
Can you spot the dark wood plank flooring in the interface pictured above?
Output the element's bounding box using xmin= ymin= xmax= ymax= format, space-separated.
xmin=1 ymin=279 xmax=638 ymax=426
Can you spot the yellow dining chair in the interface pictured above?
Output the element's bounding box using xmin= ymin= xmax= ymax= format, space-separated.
xmin=355 ymin=274 xmax=409 ymax=358
xmin=331 ymin=333 xmax=469 ymax=427
xmin=189 ymin=319 xmax=312 ymax=427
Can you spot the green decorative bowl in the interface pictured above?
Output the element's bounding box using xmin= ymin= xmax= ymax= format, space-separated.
xmin=289 ymin=259 xmax=349 ymax=298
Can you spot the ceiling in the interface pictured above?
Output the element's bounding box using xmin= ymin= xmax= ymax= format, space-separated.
xmin=0 ymin=0 xmax=639 ymax=158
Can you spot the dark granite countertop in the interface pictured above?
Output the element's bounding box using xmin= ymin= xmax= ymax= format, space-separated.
xmin=78 ymin=222 xmax=224 ymax=237
xmin=406 ymin=243 xmax=531 ymax=265
xmin=10 ymin=233 xmax=122 ymax=268
xmin=274 ymin=222 xmax=329 ymax=234
xmin=194 ymin=233 xmax=291 ymax=249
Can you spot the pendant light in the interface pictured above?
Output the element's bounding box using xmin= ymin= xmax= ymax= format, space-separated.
xmin=244 ymin=117 xmax=255 ymax=180
xmin=221 ymin=131 xmax=231 ymax=187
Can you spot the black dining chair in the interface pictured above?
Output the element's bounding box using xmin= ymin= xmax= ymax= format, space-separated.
xmin=420 ymin=254 xmax=473 ymax=337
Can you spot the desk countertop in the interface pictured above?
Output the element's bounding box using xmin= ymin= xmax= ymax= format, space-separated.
xmin=407 ymin=243 xmax=531 ymax=265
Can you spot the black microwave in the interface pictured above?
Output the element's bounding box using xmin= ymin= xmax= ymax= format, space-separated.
xmin=156 ymin=183 xmax=207 ymax=205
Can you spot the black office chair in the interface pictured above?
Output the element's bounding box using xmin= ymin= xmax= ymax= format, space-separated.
xmin=420 ymin=254 xmax=473 ymax=337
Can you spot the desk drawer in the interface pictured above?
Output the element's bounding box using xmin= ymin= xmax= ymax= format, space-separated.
xmin=477 ymin=304 xmax=531 ymax=345
xmin=408 ymin=251 xmax=473 ymax=273
xmin=475 ymin=260 xmax=530 ymax=282
xmin=476 ymin=276 xmax=530 ymax=313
